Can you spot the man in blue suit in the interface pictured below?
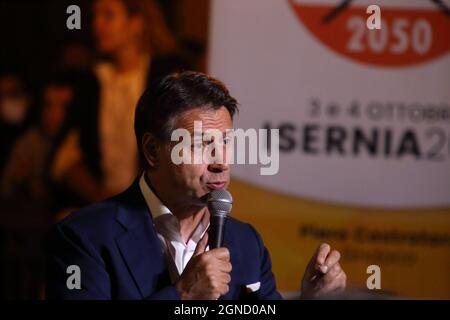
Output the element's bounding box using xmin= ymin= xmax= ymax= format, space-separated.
xmin=46 ymin=71 xmax=346 ymax=300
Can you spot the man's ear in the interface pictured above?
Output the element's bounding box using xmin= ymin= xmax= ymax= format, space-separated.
xmin=142 ymin=133 xmax=160 ymax=169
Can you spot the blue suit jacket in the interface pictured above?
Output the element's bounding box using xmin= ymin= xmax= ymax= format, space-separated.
xmin=46 ymin=180 xmax=283 ymax=300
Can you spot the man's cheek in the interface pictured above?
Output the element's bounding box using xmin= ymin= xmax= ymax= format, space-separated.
xmin=176 ymin=164 xmax=204 ymax=187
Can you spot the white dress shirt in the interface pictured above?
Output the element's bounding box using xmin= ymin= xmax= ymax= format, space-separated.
xmin=139 ymin=174 xmax=209 ymax=283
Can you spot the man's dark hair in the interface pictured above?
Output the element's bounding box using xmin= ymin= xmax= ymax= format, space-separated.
xmin=134 ymin=71 xmax=239 ymax=165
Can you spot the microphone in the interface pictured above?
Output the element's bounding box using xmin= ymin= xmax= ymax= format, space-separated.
xmin=207 ymin=189 xmax=233 ymax=249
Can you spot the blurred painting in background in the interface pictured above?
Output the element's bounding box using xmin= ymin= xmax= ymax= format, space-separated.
xmin=0 ymin=0 xmax=209 ymax=299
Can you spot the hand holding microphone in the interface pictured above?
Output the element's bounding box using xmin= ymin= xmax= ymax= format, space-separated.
xmin=175 ymin=190 xmax=233 ymax=300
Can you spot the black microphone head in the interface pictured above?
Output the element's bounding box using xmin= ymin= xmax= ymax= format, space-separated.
xmin=206 ymin=189 xmax=233 ymax=217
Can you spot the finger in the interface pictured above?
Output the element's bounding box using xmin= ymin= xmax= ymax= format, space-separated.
xmin=218 ymin=261 xmax=232 ymax=273
xmin=209 ymin=259 xmax=232 ymax=274
xmin=206 ymin=268 xmax=231 ymax=285
xmin=323 ymin=250 xmax=341 ymax=273
xmin=322 ymin=263 xmax=342 ymax=284
xmin=318 ymin=271 xmax=346 ymax=296
xmin=332 ymin=272 xmax=347 ymax=294
xmin=210 ymin=247 xmax=230 ymax=261
xmin=209 ymin=281 xmax=229 ymax=299
xmin=194 ymin=232 xmax=209 ymax=256
xmin=303 ymin=243 xmax=329 ymax=280
xmin=220 ymin=284 xmax=230 ymax=295
xmin=315 ymin=243 xmax=331 ymax=273
xmin=218 ymin=272 xmax=232 ymax=284
xmin=332 ymin=278 xmax=346 ymax=295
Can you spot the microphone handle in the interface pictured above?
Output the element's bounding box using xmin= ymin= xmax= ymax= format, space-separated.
xmin=208 ymin=213 xmax=228 ymax=249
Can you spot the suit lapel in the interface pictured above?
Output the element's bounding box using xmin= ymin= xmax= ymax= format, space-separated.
xmin=115 ymin=179 xmax=169 ymax=298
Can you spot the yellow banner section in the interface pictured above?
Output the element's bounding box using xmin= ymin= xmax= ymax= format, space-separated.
xmin=229 ymin=179 xmax=450 ymax=299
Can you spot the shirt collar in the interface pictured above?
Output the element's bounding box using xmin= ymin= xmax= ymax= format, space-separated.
xmin=138 ymin=173 xmax=210 ymax=244
xmin=139 ymin=173 xmax=172 ymax=220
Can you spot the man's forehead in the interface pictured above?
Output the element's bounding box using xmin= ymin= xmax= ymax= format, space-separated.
xmin=174 ymin=106 xmax=233 ymax=132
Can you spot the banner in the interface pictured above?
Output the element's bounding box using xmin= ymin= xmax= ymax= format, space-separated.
xmin=209 ymin=0 xmax=450 ymax=298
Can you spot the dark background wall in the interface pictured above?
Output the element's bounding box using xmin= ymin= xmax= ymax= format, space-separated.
xmin=0 ymin=0 xmax=209 ymax=87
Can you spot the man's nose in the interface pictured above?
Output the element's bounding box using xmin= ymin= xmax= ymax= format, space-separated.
xmin=208 ymin=162 xmax=229 ymax=173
